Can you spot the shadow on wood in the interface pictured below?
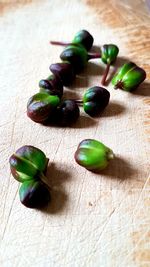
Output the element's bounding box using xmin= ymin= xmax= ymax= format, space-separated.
xmin=63 ymin=90 xmax=80 ymax=100
xmin=44 ymin=188 xmax=68 ymax=214
xmin=102 ymin=101 xmax=126 ymax=117
xmin=85 ymin=61 xmax=102 ymax=77
xmin=68 ymin=61 xmax=102 ymax=90
xmin=94 ymin=156 xmax=137 ymax=180
xmin=41 ymin=163 xmax=70 ymax=214
xmin=90 ymin=45 xmax=101 ymax=53
xmin=42 ymin=111 xmax=97 ymax=129
xmin=73 ymin=114 xmax=97 ymax=128
xmin=131 ymin=81 xmax=150 ymax=97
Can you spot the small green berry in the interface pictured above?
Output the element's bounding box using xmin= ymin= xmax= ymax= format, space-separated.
xmin=101 ymin=44 xmax=119 ymax=65
xmin=72 ymin=30 xmax=94 ymax=51
xmin=101 ymin=44 xmax=119 ymax=85
xmin=60 ymin=44 xmax=88 ymax=73
xmin=74 ymin=139 xmax=114 ymax=171
xmin=9 ymin=146 xmax=48 ymax=182
xmin=112 ymin=62 xmax=146 ymax=91
xmin=83 ymin=86 xmax=110 ymax=116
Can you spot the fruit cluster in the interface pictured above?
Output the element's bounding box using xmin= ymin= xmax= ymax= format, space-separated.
xmin=9 ymin=30 xmax=147 ymax=209
xmin=9 ymin=146 xmax=50 ymax=208
xmin=27 ymin=30 xmax=121 ymax=126
xmin=27 ymin=30 xmax=146 ymax=126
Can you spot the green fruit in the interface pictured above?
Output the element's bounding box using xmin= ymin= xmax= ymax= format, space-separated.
xmin=74 ymin=139 xmax=114 ymax=171
xmin=27 ymin=92 xmax=60 ymax=123
xmin=112 ymin=62 xmax=146 ymax=91
xmin=60 ymin=44 xmax=88 ymax=73
xmin=72 ymin=30 xmax=94 ymax=51
xmin=19 ymin=180 xmax=50 ymax=209
xmin=83 ymin=86 xmax=110 ymax=116
xmin=101 ymin=44 xmax=119 ymax=64
xmin=9 ymin=146 xmax=48 ymax=182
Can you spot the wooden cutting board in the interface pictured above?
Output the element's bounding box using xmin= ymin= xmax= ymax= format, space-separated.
xmin=0 ymin=1 xmax=150 ymax=266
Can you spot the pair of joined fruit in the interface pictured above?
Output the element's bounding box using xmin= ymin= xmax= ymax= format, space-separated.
xmin=27 ymin=86 xmax=110 ymax=124
xmin=9 ymin=146 xmax=50 ymax=208
xmin=9 ymin=139 xmax=114 ymax=208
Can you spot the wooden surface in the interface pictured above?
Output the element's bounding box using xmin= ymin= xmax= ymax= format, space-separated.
xmin=0 ymin=1 xmax=150 ymax=266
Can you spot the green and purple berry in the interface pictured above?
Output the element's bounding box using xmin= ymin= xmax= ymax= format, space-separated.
xmin=39 ymin=74 xmax=63 ymax=98
xmin=9 ymin=145 xmax=48 ymax=183
xmin=112 ymin=62 xmax=146 ymax=91
xmin=74 ymin=139 xmax=114 ymax=171
xmin=101 ymin=44 xmax=119 ymax=85
xmin=83 ymin=86 xmax=110 ymax=116
xmin=19 ymin=180 xmax=50 ymax=209
xmin=27 ymin=92 xmax=60 ymax=123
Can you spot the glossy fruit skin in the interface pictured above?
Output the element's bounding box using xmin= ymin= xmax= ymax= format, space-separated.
xmin=72 ymin=30 xmax=94 ymax=51
xmin=27 ymin=92 xmax=60 ymax=123
xmin=101 ymin=44 xmax=119 ymax=64
xmin=60 ymin=45 xmax=88 ymax=73
xmin=9 ymin=146 xmax=48 ymax=182
xmin=55 ymin=100 xmax=80 ymax=126
xmin=19 ymin=180 xmax=50 ymax=208
xmin=112 ymin=62 xmax=146 ymax=91
xmin=83 ymin=86 xmax=110 ymax=116
xmin=74 ymin=139 xmax=114 ymax=171
xmin=50 ymin=62 xmax=75 ymax=86
xmin=39 ymin=74 xmax=63 ymax=98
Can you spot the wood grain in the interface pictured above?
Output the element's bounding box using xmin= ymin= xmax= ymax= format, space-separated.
xmin=0 ymin=0 xmax=149 ymax=266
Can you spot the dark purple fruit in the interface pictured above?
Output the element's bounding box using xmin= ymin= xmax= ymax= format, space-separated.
xmin=27 ymin=93 xmax=60 ymax=123
xmin=83 ymin=86 xmax=110 ymax=116
xmin=60 ymin=45 xmax=88 ymax=74
xmin=55 ymin=100 xmax=80 ymax=126
xmin=50 ymin=62 xmax=75 ymax=86
xmin=39 ymin=74 xmax=63 ymax=98
xmin=19 ymin=180 xmax=50 ymax=209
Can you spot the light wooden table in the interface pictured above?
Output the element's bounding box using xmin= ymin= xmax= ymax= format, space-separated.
xmin=0 ymin=1 xmax=150 ymax=266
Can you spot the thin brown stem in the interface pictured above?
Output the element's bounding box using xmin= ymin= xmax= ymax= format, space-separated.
xmin=101 ymin=63 xmax=110 ymax=86
xmin=68 ymin=99 xmax=83 ymax=105
xmin=75 ymin=99 xmax=83 ymax=104
xmin=88 ymin=52 xmax=101 ymax=60
xmin=114 ymin=80 xmax=123 ymax=90
xmin=50 ymin=41 xmax=71 ymax=46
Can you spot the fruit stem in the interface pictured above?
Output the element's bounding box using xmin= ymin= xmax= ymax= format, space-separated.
xmin=101 ymin=63 xmax=110 ymax=86
xmin=68 ymin=99 xmax=83 ymax=105
xmin=88 ymin=52 xmax=101 ymax=60
xmin=107 ymin=150 xmax=114 ymax=160
xmin=40 ymin=173 xmax=51 ymax=189
xmin=114 ymin=80 xmax=123 ymax=90
xmin=50 ymin=40 xmax=71 ymax=46
xmin=75 ymin=99 xmax=83 ymax=104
